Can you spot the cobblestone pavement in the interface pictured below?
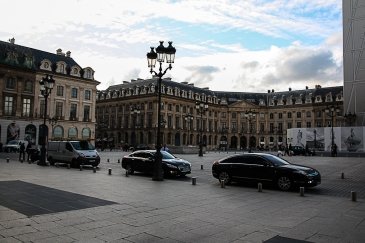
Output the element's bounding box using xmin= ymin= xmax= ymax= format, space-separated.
xmin=0 ymin=151 xmax=364 ymax=243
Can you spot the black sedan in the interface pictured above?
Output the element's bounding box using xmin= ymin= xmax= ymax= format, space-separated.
xmin=212 ymin=153 xmax=321 ymax=191
xmin=122 ymin=150 xmax=191 ymax=177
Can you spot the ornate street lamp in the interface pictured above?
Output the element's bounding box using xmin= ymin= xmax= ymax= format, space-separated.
xmin=184 ymin=114 xmax=194 ymax=145
xmin=195 ymin=102 xmax=208 ymax=156
xmin=146 ymin=41 xmax=176 ymax=181
xmin=325 ymin=105 xmax=340 ymax=157
xmin=38 ymin=74 xmax=55 ymax=166
xmin=130 ymin=105 xmax=140 ymax=147
xmin=244 ymin=109 xmax=256 ymax=153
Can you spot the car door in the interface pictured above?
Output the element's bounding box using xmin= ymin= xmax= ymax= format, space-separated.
xmin=249 ymin=155 xmax=275 ymax=182
xmin=229 ymin=155 xmax=252 ymax=180
xmin=130 ymin=152 xmax=144 ymax=172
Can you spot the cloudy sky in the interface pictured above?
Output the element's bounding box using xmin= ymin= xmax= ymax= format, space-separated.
xmin=1 ymin=0 xmax=342 ymax=92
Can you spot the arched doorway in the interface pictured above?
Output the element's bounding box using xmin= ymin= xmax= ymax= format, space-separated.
xmin=175 ymin=133 xmax=181 ymax=146
xmin=240 ymin=136 xmax=247 ymax=150
xmin=230 ymin=136 xmax=238 ymax=149
xmin=249 ymin=136 xmax=256 ymax=150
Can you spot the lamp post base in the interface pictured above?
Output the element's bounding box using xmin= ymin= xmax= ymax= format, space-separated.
xmin=198 ymin=144 xmax=203 ymax=157
xmin=38 ymin=147 xmax=48 ymax=166
xmin=152 ymin=151 xmax=164 ymax=181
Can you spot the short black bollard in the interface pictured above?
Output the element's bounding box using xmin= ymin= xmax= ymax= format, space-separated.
xmin=67 ymin=164 xmax=71 ymax=169
xmin=220 ymin=180 xmax=225 ymax=188
xmin=93 ymin=167 xmax=96 ymax=173
xmin=108 ymin=168 xmax=112 ymax=175
xmin=80 ymin=165 xmax=83 ymax=171
xmin=258 ymin=183 xmax=263 ymax=192
xmin=107 ymin=158 xmax=110 ymax=162
xmin=125 ymin=170 xmax=129 ymax=177
xmin=6 ymin=158 xmax=9 ymax=163
xmin=201 ymin=165 xmax=204 ymax=170
xmin=192 ymin=177 xmax=197 ymax=185
xmin=341 ymin=172 xmax=345 ymax=179
xmin=300 ymin=187 xmax=305 ymax=197
xmin=118 ymin=159 xmax=120 ymax=163
xmin=351 ymin=191 xmax=357 ymax=202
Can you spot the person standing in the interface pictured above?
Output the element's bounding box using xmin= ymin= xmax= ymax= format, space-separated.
xmin=19 ymin=142 xmax=26 ymax=162
xmin=26 ymin=143 xmax=32 ymax=161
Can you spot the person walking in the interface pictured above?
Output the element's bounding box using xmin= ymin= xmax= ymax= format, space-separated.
xmin=19 ymin=142 xmax=26 ymax=162
xmin=26 ymin=143 xmax=32 ymax=161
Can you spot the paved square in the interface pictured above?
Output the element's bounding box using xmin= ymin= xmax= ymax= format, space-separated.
xmin=0 ymin=180 xmax=116 ymax=216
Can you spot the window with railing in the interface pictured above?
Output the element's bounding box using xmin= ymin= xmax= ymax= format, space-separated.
xmin=4 ymin=96 xmax=14 ymax=115
xmin=83 ymin=105 xmax=90 ymax=121
xmin=70 ymin=104 xmax=77 ymax=120
xmin=22 ymin=98 xmax=31 ymax=117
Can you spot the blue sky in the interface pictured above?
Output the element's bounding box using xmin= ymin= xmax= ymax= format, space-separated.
xmin=0 ymin=0 xmax=342 ymax=92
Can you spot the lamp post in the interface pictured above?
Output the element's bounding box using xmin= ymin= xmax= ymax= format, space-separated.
xmin=195 ymin=102 xmax=208 ymax=156
xmin=244 ymin=109 xmax=256 ymax=153
xmin=38 ymin=74 xmax=55 ymax=166
xmin=325 ymin=105 xmax=340 ymax=157
xmin=130 ymin=105 xmax=140 ymax=147
xmin=184 ymin=114 xmax=194 ymax=145
xmin=146 ymin=41 xmax=176 ymax=181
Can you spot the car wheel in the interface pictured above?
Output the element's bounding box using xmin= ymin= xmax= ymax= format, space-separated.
xmin=277 ymin=176 xmax=292 ymax=191
xmin=126 ymin=164 xmax=134 ymax=175
xmin=219 ymin=171 xmax=231 ymax=185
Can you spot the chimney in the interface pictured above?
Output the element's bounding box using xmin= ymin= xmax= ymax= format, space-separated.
xmin=272 ymin=89 xmax=274 ymax=93
xmin=56 ymin=48 xmax=62 ymax=55
xmin=268 ymin=90 xmax=270 ymax=93
xmin=9 ymin=37 xmax=15 ymax=44
xmin=66 ymin=51 xmax=71 ymax=57
xmin=289 ymin=87 xmax=292 ymax=91
xmin=305 ymin=86 xmax=308 ymax=89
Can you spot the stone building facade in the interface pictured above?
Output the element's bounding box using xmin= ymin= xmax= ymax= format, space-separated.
xmin=0 ymin=38 xmax=100 ymax=147
xmin=96 ymin=77 xmax=345 ymax=151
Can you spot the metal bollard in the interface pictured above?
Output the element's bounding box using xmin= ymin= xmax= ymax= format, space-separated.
xmin=341 ymin=172 xmax=345 ymax=179
xmin=258 ymin=183 xmax=263 ymax=192
xmin=125 ymin=170 xmax=129 ymax=177
xmin=93 ymin=167 xmax=96 ymax=173
xmin=351 ymin=191 xmax=357 ymax=202
xmin=67 ymin=164 xmax=71 ymax=169
xmin=300 ymin=187 xmax=305 ymax=197
xmin=201 ymin=165 xmax=204 ymax=170
xmin=192 ymin=177 xmax=197 ymax=185
xmin=108 ymin=168 xmax=112 ymax=175
xmin=220 ymin=180 xmax=225 ymax=188
xmin=6 ymin=158 xmax=9 ymax=163
xmin=107 ymin=158 xmax=110 ymax=162
xmin=118 ymin=159 xmax=120 ymax=163
xmin=80 ymin=165 xmax=83 ymax=171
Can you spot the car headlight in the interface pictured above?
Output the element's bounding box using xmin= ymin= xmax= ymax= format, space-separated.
xmin=79 ymin=152 xmax=85 ymax=157
xmin=166 ymin=163 xmax=177 ymax=169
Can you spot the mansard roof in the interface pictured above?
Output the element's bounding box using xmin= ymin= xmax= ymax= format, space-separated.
xmin=0 ymin=39 xmax=80 ymax=71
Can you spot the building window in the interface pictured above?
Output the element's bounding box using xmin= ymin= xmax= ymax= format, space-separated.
xmin=85 ymin=90 xmax=91 ymax=100
xmin=287 ymin=122 xmax=292 ymax=129
xmin=68 ymin=127 xmax=78 ymax=138
xmin=24 ymin=80 xmax=33 ymax=92
xmin=297 ymin=112 xmax=301 ymax=118
xmin=84 ymin=105 xmax=90 ymax=121
xmin=82 ymin=128 xmax=91 ymax=139
xmin=288 ymin=112 xmax=292 ymax=119
xmin=70 ymin=104 xmax=77 ymax=120
xmin=6 ymin=77 xmax=16 ymax=89
xmin=147 ymin=113 xmax=152 ymax=128
xmin=260 ymin=123 xmax=265 ymax=132
xmin=232 ymin=112 xmax=236 ymax=119
xmin=22 ymin=98 xmax=31 ymax=117
xmin=56 ymin=102 xmax=63 ymax=118
xmin=278 ymin=123 xmax=283 ymax=132
xmin=316 ymin=110 xmax=322 ymax=118
xmin=316 ymin=121 xmax=322 ymax=127
xmin=269 ymin=113 xmax=274 ymax=119
xmin=222 ymin=112 xmax=226 ymax=118
xmin=297 ymin=122 xmax=302 ymax=128
xmin=183 ymin=106 xmax=187 ymax=113
xmin=176 ymin=105 xmax=180 ymax=112
xmin=56 ymin=86 xmax=64 ymax=96
xmin=4 ymin=96 xmax=14 ymax=115
xmin=71 ymin=88 xmax=78 ymax=98
xmin=175 ymin=117 xmax=180 ymax=129
xmin=270 ymin=123 xmax=274 ymax=133
xmin=278 ymin=113 xmax=283 ymax=119
xmin=168 ymin=104 xmax=172 ymax=111
xmin=306 ymin=111 xmax=311 ymax=117
xmin=306 ymin=122 xmax=311 ymax=128
xmin=148 ymin=102 xmax=153 ymax=110
xmin=73 ymin=68 xmax=78 ymax=75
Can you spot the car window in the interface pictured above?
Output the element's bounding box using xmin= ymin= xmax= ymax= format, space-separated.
xmin=263 ymin=154 xmax=290 ymax=166
xmin=161 ymin=151 xmax=176 ymax=159
xmin=254 ymin=156 xmax=272 ymax=166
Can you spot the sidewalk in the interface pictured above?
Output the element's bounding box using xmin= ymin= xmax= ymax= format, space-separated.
xmin=0 ymin=152 xmax=364 ymax=242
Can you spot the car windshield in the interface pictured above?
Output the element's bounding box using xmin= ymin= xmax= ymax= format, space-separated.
xmin=264 ymin=154 xmax=290 ymax=166
xmin=161 ymin=151 xmax=176 ymax=159
xmin=8 ymin=140 xmax=18 ymax=145
xmin=70 ymin=141 xmax=95 ymax=150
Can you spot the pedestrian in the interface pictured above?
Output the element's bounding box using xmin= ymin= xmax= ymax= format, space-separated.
xmin=333 ymin=144 xmax=338 ymax=157
xmin=19 ymin=142 xmax=26 ymax=161
xmin=26 ymin=143 xmax=32 ymax=161
xmin=162 ymin=144 xmax=169 ymax=152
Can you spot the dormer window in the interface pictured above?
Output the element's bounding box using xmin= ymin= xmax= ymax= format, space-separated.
xmin=73 ymin=68 xmax=78 ymax=75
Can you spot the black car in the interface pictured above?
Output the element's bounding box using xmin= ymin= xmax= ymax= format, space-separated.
xmin=290 ymin=145 xmax=314 ymax=156
xmin=212 ymin=153 xmax=321 ymax=191
xmin=122 ymin=150 xmax=191 ymax=177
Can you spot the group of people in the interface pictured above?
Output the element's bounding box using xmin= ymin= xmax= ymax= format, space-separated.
xmin=18 ymin=142 xmax=33 ymax=162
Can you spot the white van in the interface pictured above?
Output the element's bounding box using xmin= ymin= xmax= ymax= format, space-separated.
xmin=47 ymin=140 xmax=100 ymax=167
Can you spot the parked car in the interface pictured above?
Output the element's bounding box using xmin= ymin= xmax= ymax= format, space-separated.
xmin=3 ymin=140 xmax=28 ymax=153
xmin=290 ymin=145 xmax=314 ymax=156
xmin=133 ymin=144 xmax=150 ymax=151
xmin=212 ymin=153 xmax=321 ymax=191
xmin=122 ymin=150 xmax=191 ymax=177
